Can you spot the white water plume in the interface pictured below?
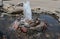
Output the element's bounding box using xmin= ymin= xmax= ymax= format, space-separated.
xmin=23 ymin=0 xmax=32 ymax=20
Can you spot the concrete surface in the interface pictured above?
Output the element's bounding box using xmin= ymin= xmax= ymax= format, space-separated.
xmin=3 ymin=0 xmax=60 ymax=11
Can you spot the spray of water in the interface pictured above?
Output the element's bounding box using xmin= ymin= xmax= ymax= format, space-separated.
xmin=9 ymin=0 xmax=32 ymax=31
xmin=23 ymin=1 xmax=32 ymax=20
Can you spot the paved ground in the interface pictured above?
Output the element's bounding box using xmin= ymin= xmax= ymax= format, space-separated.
xmin=3 ymin=0 xmax=60 ymax=11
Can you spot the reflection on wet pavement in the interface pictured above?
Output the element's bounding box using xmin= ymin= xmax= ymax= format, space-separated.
xmin=0 ymin=14 xmax=60 ymax=39
xmin=39 ymin=14 xmax=60 ymax=39
xmin=32 ymin=14 xmax=60 ymax=39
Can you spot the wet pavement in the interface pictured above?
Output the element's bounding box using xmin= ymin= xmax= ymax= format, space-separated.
xmin=39 ymin=14 xmax=60 ymax=39
xmin=0 ymin=14 xmax=60 ymax=39
xmin=32 ymin=14 xmax=60 ymax=39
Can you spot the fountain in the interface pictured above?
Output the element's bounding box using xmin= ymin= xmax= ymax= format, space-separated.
xmin=8 ymin=0 xmax=32 ymax=31
xmin=23 ymin=0 xmax=32 ymax=20
xmin=9 ymin=0 xmax=47 ymax=32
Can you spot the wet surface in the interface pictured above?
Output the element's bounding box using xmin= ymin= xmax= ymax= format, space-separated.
xmin=32 ymin=14 xmax=60 ymax=39
xmin=39 ymin=14 xmax=60 ymax=39
xmin=0 ymin=14 xmax=60 ymax=39
xmin=39 ymin=14 xmax=60 ymax=32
